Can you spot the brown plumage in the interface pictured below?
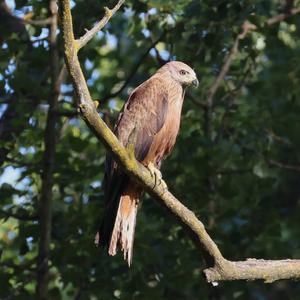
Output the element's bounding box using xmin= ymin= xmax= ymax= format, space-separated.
xmin=96 ymin=61 xmax=198 ymax=265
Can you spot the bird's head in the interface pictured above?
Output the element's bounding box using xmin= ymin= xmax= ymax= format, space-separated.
xmin=164 ymin=61 xmax=199 ymax=87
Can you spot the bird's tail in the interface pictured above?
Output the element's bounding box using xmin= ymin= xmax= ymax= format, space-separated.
xmin=97 ymin=182 xmax=141 ymax=266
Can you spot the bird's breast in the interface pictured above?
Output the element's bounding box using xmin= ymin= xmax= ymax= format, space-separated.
xmin=143 ymin=92 xmax=183 ymax=166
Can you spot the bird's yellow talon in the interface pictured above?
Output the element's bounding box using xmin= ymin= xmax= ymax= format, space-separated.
xmin=147 ymin=162 xmax=167 ymax=190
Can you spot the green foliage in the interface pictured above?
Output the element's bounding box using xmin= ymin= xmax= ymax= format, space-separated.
xmin=1 ymin=0 xmax=300 ymax=299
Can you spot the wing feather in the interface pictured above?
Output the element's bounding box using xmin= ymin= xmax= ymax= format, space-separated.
xmin=103 ymin=76 xmax=169 ymax=206
xmin=115 ymin=77 xmax=169 ymax=161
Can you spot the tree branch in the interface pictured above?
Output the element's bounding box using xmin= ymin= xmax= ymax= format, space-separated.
xmin=267 ymin=6 xmax=300 ymax=25
xmin=206 ymin=21 xmax=256 ymax=110
xmin=0 ymin=209 xmax=38 ymax=221
xmin=101 ymin=35 xmax=164 ymax=102
xmin=24 ymin=17 xmax=52 ymax=26
xmin=203 ymin=6 xmax=300 ymax=143
xmin=36 ymin=1 xmax=60 ymax=298
xmin=205 ymin=6 xmax=300 ymax=109
xmin=76 ymin=0 xmax=125 ymax=50
xmin=59 ymin=0 xmax=300 ymax=284
xmin=0 ymin=3 xmax=67 ymax=166
xmin=204 ymin=259 xmax=300 ymax=283
xmin=267 ymin=159 xmax=300 ymax=172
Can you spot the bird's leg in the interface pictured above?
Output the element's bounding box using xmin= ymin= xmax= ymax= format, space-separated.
xmin=147 ymin=162 xmax=168 ymax=191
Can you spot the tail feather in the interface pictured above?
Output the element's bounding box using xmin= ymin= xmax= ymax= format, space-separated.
xmin=99 ymin=182 xmax=141 ymax=266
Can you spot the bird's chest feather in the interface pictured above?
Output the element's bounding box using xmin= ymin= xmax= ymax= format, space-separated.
xmin=149 ymin=94 xmax=183 ymax=162
xmin=163 ymin=96 xmax=183 ymax=145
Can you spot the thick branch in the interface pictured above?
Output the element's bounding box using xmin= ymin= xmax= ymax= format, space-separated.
xmin=59 ymin=0 xmax=300 ymax=284
xmin=204 ymin=259 xmax=300 ymax=283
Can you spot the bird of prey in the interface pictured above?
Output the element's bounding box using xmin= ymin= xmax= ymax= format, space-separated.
xmin=96 ymin=61 xmax=199 ymax=265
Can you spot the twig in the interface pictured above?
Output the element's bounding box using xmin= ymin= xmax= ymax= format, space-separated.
xmin=206 ymin=21 xmax=255 ymax=109
xmin=0 ymin=209 xmax=38 ymax=221
xmin=24 ymin=17 xmax=52 ymax=26
xmin=215 ymin=168 xmax=252 ymax=176
xmin=101 ymin=35 xmax=164 ymax=102
xmin=59 ymin=0 xmax=300 ymax=283
xmin=203 ymin=5 xmax=300 ymax=139
xmin=236 ymin=140 xmax=300 ymax=173
xmin=265 ymin=128 xmax=293 ymax=147
xmin=77 ymin=0 xmax=125 ymax=50
xmin=57 ymin=109 xmax=78 ymax=118
xmin=214 ymin=60 xmax=254 ymax=142
xmin=267 ymin=159 xmax=300 ymax=172
xmin=153 ymin=45 xmax=167 ymax=66
xmin=203 ymin=22 xmax=254 ymax=137
xmin=205 ymin=5 xmax=300 ymax=108
xmin=267 ymin=6 xmax=300 ymax=25
xmin=5 ymin=157 xmax=37 ymax=168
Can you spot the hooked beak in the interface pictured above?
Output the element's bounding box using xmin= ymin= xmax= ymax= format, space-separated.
xmin=192 ymin=78 xmax=199 ymax=87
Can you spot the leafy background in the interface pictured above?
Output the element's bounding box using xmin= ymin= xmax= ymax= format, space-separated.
xmin=1 ymin=0 xmax=300 ymax=299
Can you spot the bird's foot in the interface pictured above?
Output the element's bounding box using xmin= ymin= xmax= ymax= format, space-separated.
xmin=147 ymin=162 xmax=168 ymax=191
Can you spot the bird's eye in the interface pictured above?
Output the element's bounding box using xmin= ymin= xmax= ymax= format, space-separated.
xmin=179 ymin=70 xmax=188 ymax=75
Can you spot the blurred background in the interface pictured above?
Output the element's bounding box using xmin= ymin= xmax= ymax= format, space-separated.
xmin=1 ymin=0 xmax=300 ymax=299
